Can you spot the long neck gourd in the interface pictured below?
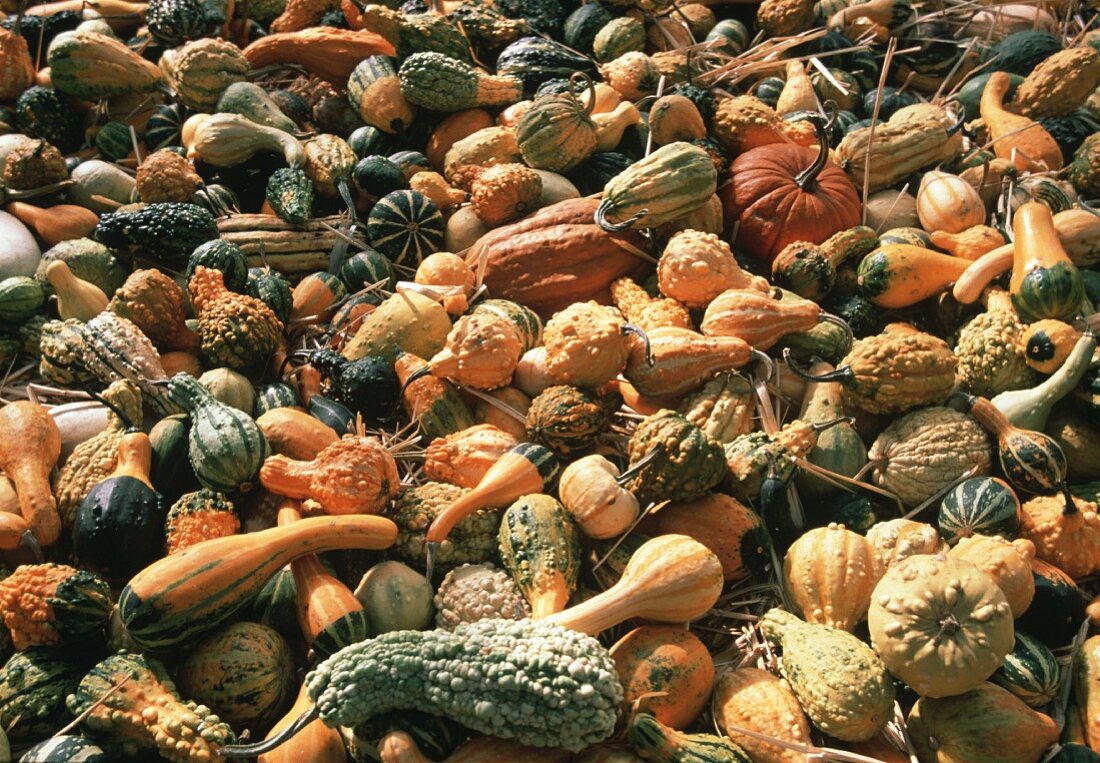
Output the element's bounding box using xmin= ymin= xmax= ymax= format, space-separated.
xmin=258 ymin=681 xmax=346 ymax=763
xmin=1010 ymin=201 xmax=1084 ymax=323
xmin=277 ymin=500 xmax=370 ymax=662
xmin=425 ymin=442 xmax=558 ymax=544
xmin=544 ymin=534 xmax=724 ymax=636
xmin=980 ymin=72 xmax=1063 ymax=172
xmin=990 ymin=331 xmax=1096 ymax=430
xmin=118 ymin=512 xmax=397 ymax=651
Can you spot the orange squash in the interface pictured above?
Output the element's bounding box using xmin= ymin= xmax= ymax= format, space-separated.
xmin=981 ymin=71 xmax=1063 ymax=172
xmin=258 ymin=682 xmax=346 ymax=763
xmin=0 ymin=402 xmax=61 ymax=547
xmin=856 ymin=245 xmax=972 ymax=308
xmin=4 ymin=202 xmax=98 ymax=247
xmin=241 ymin=28 xmax=395 ymax=84
xmin=700 ymin=289 xmax=824 ymax=350
xmin=1009 ymin=201 xmax=1084 ymax=322
xmin=609 ymin=626 xmax=715 ymax=729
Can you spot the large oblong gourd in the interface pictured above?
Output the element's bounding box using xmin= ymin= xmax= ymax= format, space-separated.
xmin=498 ymin=494 xmax=582 ymax=618
xmin=596 ymin=142 xmax=717 ymax=231
xmin=868 ymin=554 xmax=1015 ymax=698
xmin=760 ymin=608 xmax=894 ymax=741
xmin=1009 ymin=201 xmax=1084 ymax=322
xmin=783 ymin=523 xmax=875 ymax=632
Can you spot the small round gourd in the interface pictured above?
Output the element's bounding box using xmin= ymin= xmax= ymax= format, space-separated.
xmin=868 ymin=553 xmax=1015 ymax=698
xmin=1022 ymin=319 xmax=1082 ymax=374
xmin=366 ymin=189 xmax=444 ymax=265
xmin=916 ymin=169 xmax=987 ymax=234
xmin=557 ymin=454 xmax=639 ymax=539
xmin=991 ymin=632 xmax=1060 ymax=708
xmin=939 ymin=476 xmax=1021 ymax=544
xmin=783 ymin=523 xmax=876 ymax=632
xmin=525 ymin=385 xmax=608 ymax=455
xmin=609 ymin=625 xmax=715 ymax=730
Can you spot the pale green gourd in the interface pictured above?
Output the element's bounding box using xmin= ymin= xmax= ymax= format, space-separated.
xmin=990 ymin=331 xmax=1096 ymax=429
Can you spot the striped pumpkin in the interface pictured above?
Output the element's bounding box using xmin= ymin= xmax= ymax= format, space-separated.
xmin=166 ymin=373 xmax=270 ymax=493
xmin=81 ymin=312 xmax=178 ymax=416
xmin=253 ymin=383 xmax=302 ymax=417
xmin=992 ymin=632 xmax=1060 ymax=707
xmin=938 ymin=477 xmax=1021 ymax=545
xmin=366 ymin=190 xmax=445 ymax=264
xmin=247 ymin=267 xmax=294 ymax=325
xmin=177 ymin=622 xmax=296 ymax=730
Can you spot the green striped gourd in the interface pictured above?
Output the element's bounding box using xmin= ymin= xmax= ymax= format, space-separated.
xmin=939 ymin=476 xmax=1022 ymax=544
xmin=81 ymin=312 xmax=178 ymax=417
xmin=471 ymin=299 xmax=543 ymax=353
xmin=992 ymin=632 xmax=1060 ymax=707
xmin=0 ymin=276 xmax=44 ymax=322
xmin=760 ymin=608 xmax=895 ymax=741
xmin=398 ymin=52 xmax=522 ymax=112
xmin=366 ymin=189 xmax=444 ymax=265
xmin=595 ymin=142 xmax=718 ymax=231
xmin=339 ymin=249 xmax=394 ymax=292
xmin=394 ymin=352 xmax=476 ymax=440
xmin=0 ymin=647 xmax=86 ymax=741
xmin=247 ymin=267 xmax=294 ymax=325
xmin=176 ymin=622 xmax=295 ymax=730
xmin=525 ymin=385 xmax=608 ymax=455
xmin=498 ymin=493 xmax=582 ymax=618
xmin=166 ymin=372 xmax=269 ymax=493
xmin=628 ymin=713 xmax=751 ymax=762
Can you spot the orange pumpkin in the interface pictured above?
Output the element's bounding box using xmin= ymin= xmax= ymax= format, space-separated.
xmin=609 ymin=625 xmax=715 ymax=729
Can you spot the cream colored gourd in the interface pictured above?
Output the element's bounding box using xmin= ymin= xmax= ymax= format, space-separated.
xmin=44 ymin=260 xmax=109 ymax=321
xmin=544 ymin=534 xmax=723 ymax=635
xmin=866 ymin=519 xmax=946 ymax=581
xmin=917 ymin=170 xmax=986 ymax=234
xmin=947 ymin=534 xmax=1036 ymax=618
xmin=186 ymin=113 xmax=304 ymax=168
xmin=783 ymin=523 xmax=876 ymax=632
xmin=557 ymin=455 xmax=639 ymax=539
xmin=868 ymin=553 xmax=1015 ymax=698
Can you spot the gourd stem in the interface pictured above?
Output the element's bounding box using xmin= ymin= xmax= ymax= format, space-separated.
xmin=86 ymin=390 xmax=138 ymax=433
xmin=782 ymin=348 xmax=854 ymax=385
xmin=818 ymin=312 xmax=854 ymax=355
xmin=809 ymin=415 xmax=856 ymax=433
xmin=20 ymin=530 xmax=42 ymax=563
xmin=616 ymin=442 xmax=666 ymax=485
xmin=570 ymin=71 xmax=597 ymax=118
xmin=595 ymin=200 xmax=647 ymax=233
xmin=1079 ymin=198 xmax=1100 ymax=221
xmin=749 ymin=349 xmax=775 ymax=382
xmin=934 ymin=613 xmax=960 ymax=645
xmin=336 ymin=178 xmax=357 ymax=223
xmin=1062 ymin=482 xmax=1079 ymax=516
xmin=945 ymin=109 xmax=967 ymax=137
xmin=398 ymin=365 xmax=432 ymax=401
xmin=220 ymin=705 xmax=321 ymax=757
xmin=622 ymin=324 xmax=654 ymax=366
xmin=792 ymin=115 xmax=830 ymax=191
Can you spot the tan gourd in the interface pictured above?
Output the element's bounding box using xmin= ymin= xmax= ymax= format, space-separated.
xmin=44 ymin=260 xmax=109 ymax=321
xmin=980 ymin=71 xmax=1063 ymax=172
xmin=544 ymin=534 xmax=724 ymax=635
xmin=947 ymin=534 xmax=1036 ymax=617
xmin=4 ymin=202 xmax=98 ymax=247
xmin=776 ymin=59 xmax=817 ymax=115
xmin=783 ymin=523 xmax=876 ymax=632
xmin=557 ymin=454 xmax=639 ymax=539
xmin=713 ymin=667 xmax=813 ymax=763
xmin=0 ymin=402 xmax=62 ymax=546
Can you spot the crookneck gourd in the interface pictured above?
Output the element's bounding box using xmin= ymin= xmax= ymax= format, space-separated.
xmin=189 ymin=265 xmax=284 ymax=371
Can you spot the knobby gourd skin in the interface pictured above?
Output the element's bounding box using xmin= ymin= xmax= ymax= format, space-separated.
xmin=304 ymin=618 xmax=623 ymax=751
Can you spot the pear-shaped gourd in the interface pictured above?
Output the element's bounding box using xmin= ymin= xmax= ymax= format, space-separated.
xmin=45 ymin=260 xmax=109 ymax=321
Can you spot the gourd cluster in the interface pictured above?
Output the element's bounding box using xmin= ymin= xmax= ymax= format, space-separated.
xmin=0 ymin=0 xmax=1098 ymax=760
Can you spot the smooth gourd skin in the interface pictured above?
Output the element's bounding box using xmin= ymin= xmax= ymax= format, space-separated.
xmin=73 ymin=475 xmax=167 ymax=582
xmin=305 ymin=619 xmax=622 ymax=751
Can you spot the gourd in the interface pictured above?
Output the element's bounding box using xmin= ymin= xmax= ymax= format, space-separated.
xmin=389 ymin=482 xmax=501 ymax=572
xmin=794 ymin=360 xmax=867 ymax=496
xmin=961 ymin=394 xmax=1070 ymax=497
xmin=916 ymin=169 xmax=987 ymax=234
xmin=610 ymin=277 xmax=692 ymax=333
xmin=990 ymin=331 xmax=1096 ymax=430
xmin=623 ymin=327 xmax=754 ymax=398
xmin=398 ymin=52 xmax=521 ymax=113
xmin=516 ymin=86 xmax=598 ymax=173
xmin=700 ymin=288 xmax=837 ymax=351
xmin=498 ymin=494 xmax=581 ymax=618
xmin=256 ymin=408 xmax=338 ymax=460
xmin=1076 ymin=635 xmax=1100 ymax=752
xmin=109 ymin=268 xmax=200 ymax=355
xmin=1022 ymin=319 xmax=1082 ymax=374
xmin=266 ymin=168 xmax=313 ymax=224
xmin=786 ymin=325 xmax=957 ymax=414
xmin=356 ymin=560 xmax=433 ymax=634
xmin=557 ymin=455 xmax=639 ymax=539
xmin=771 ymin=226 xmax=879 ymax=301
xmin=867 ymin=406 xmax=992 ymax=507
xmin=72 ymin=432 xmax=168 ymax=582
xmin=836 ymin=106 xmax=965 ymax=192
xmin=0 ymin=564 xmax=111 ymax=650
xmin=93 ymin=202 xmax=218 ymax=271
xmin=424 ymin=424 xmax=519 ymax=488
xmin=657 ymin=230 xmax=770 ymax=308
xmin=118 ymin=512 xmax=397 ymax=650
xmin=47 ymin=31 xmax=165 ymax=99
xmin=0 ymin=646 xmax=86 ymax=742
xmin=595 ymin=142 xmax=717 ymax=231
xmin=460 ymin=163 xmax=542 ymax=227
xmin=930 ymin=225 xmax=1006 ymax=260
xmin=543 ymin=301 xmax=645 ymax=388
xmin=423 ymin=312 xmax=523 ymax=390
xmin=610 ymin=626 xmax=714 ymax=729
xmin=177 ymin=621 xmax=295 ymax=730
xmin=525 ymin=385 xmax=611 ymax=455
xmin=463 ymin=198 xmax=648 ymax=318
xmin=395 ymin=353 xmax=476 ymax=441
xmin=723 ymin=114 xmax=860 ymax=264
xmin=622 ymin=410 xmax=728 ymax=504
xmin=647 ymin=94 xmax=705 ymax=144
xmin=342 ymin=289 xmax=451 ymax=363
xmin=907 ymin=683 xmax=1058 ymax=763
xmin=5 ymin=202 xmax=98 ymax=248
xmin=939 ymin=476 xmax=1022 ymax=544
xmin=783 ymin=523 xmax=876 ymax=632
xmin=0 ymin=402 xmax=62 ymax=547
xmin=1018 ymin=493 xmax=1100 ymax=579
xmin=261 ymin=435 xmax=400 ymax=515
xmin=866 ymin=519 xmax=945 ymax=580
xmin=44 ymin=260 xmax=107 ymax=321
xmin=366 ymin=189 xmax=444 ymax=265
xmin=759 ymin=608 xmax=894 ymax=741
xmin=1009 ymin=201 xmax=1084 ymax=322
xmin=221 ymin=619 xmax=622 ymax=756
xmin=165 ymin=38 xmax=250 ymax=111
xmin=992 ymin=632 xmax=1060 ymax=707
xmin=258 ymin=682 xmax=346 ymax=763
xmin=67 ymin=652 xmax=235 ymax=761
xmin=869 ymin=554 xmax=1015 ymax=698
xmin=241 ymin=28 xmax=396 ymax=85
xmin=954 ymin=288 xmax=1037 ymax=398
xmin=186 ymin=113 xmax=304 ymax=168
xmin=425 ymin=443 xmax=558 ymax=547
xmin=165 ymin=489 xmax=240 ymax=554
xmin=166 ymin=372 xmax=270 ymax=493
xmin=948 ymin=535 xmax=1036 ymax=617
xmin=856 ymin=245 xmax=973 ymax=308
xmin=713 ymin=667 xmax=812 ymax=763
xmin=627 ymin=714 xmax=750 ymax=763
xmin=349 ymin=56 xmax=417 ymax=135
xmin=981 ymin=72 xmax=1063 ymax=171
xmin=0 ymin=209 xmax=41 ymax=278
xmin=545 ymin=534 xmax=724 ymax=635
xmin=0 ymin=275 xmax=43 ymax=322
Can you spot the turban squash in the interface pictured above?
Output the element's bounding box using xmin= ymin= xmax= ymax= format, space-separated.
xmin=720 ymin=116 xmax=860 ymax=265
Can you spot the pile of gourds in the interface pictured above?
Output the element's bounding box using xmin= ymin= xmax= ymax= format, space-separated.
xmin=0 ymin=0 xmax=1099 ymax=757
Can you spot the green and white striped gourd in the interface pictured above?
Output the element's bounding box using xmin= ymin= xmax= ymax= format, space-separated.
xmin=991 ymin=632 xmax=1060 ymax=707
xmin=81 ymin=312 xmax=178 ymax=416
xmin=366 ymin=189 xmax=444 ymax=265
xmin=939 ymin=476 xmax=1022 ymax=545
xmin=166 ymin=372 xmax=270 ymax=493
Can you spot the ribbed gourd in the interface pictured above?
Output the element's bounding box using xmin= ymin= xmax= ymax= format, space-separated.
xmin=783 ymin=523 xmax=876 ymax=632
xmin=516 ymin=86 xmax=599 ymax=173
xmin=399 ymin=52 xmax=523 ymax=112
xmin=596 ymin=142 xmax=718 ymax=231
xmin=166 ymin=372 xmax=270 ymax=493
xmin=81 ymin=312 xmax=178 ymax=417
